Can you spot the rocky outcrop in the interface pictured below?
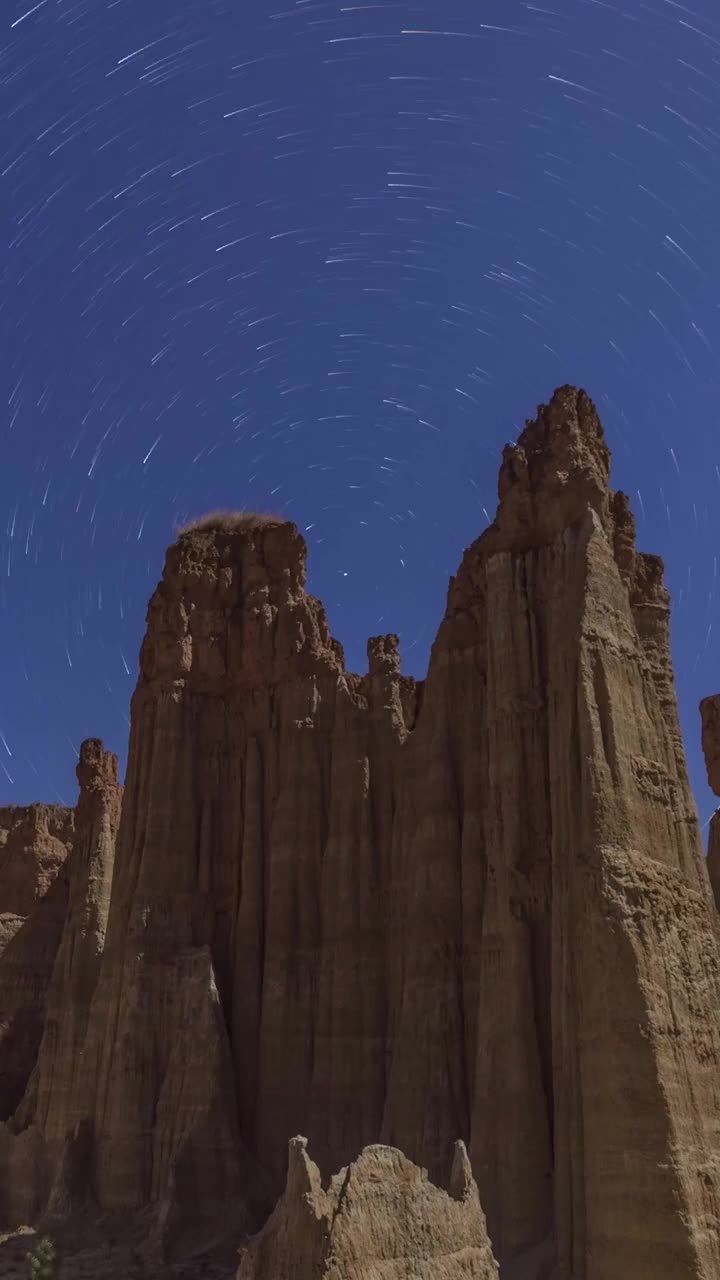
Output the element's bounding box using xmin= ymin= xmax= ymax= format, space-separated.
xmin=237 ymin=1137 xmax=499 ymax=1280
xmin=708 ymin=816 xmax=720 ymax=914
xmin=13 ymin=744 xmax=122 ymax=1148
xmin=0 ymin=875 xmax=68 ymax=1126
xmin=701 ymin=695 xmax=720 ymax=796
xmin=3 ymin=387 xmax=720 ymax=1280
xmin=0 ymin=805 xmax=73 ymax=955
xmin=0 ymin=805 xmax=74 ymax=1120
xmin=0 ymin=740 xmax=121 ymax=1214
xmin=700 ymin=694 xmax=720 ymax=909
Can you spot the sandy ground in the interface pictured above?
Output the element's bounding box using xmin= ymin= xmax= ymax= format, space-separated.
xmin=0 ymin=1217 xmax=244 ymax=1279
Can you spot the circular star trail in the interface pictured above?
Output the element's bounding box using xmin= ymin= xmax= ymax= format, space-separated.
xmin=1 ymin=0 xmax=720 ymax=822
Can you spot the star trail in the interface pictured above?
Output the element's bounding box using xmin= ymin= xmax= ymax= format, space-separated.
xmin=1 ymin=0 xmax=720 ymax=825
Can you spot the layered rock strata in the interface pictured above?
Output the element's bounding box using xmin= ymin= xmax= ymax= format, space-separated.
xmin=2 ymin=387 xmax=720 ymax=1280
xmin=237 ymin=1137 xmax=499 ymax=1280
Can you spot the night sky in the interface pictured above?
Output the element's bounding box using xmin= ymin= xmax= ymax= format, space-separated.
xmin=2 ymin=1 xmax=720 ymax=833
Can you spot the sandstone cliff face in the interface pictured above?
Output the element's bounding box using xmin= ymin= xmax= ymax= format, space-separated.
xmin=237 ymin=1137 xmax=498 ymax=1280
xmin=0 ymin=740 xmax=121 ymax=1220
xmin=3 ymin=387 xmax=720 ymax=1280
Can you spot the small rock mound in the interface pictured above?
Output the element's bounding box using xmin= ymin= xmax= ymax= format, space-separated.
xmin=236 ymin=1137 xmax=499 ymax=1280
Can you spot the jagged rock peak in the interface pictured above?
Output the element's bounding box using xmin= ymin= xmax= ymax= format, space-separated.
xmin=74 ymin=738 xmax=121 ymax=835
xmin=73 ymin=737 xmax=122 ymax=840
xmin=0 ymin=803 xmax=73 ymax=947
xmin=367 ymin=632 xmax=401 ymax=677
xmin=76 ymin=738 xmax=119 ymax=794
xmin=0 ymin=803 xmax=73 ymax=844
xmin=440 ymin=386 xmax=669 ymax=649
xmin=169 ymin=510 xmax=306 ymax=591
xmin=492 ymin=385 xmax=611 ymax=549
xmin=139 ymin=510 xmax=345 ymax=689
xmin=237 ymin=1139 xmax=499 ymax=1280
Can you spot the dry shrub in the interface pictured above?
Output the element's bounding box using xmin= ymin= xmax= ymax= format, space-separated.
xmin=26 ymin=1237 xmax=57 ymax=1279
xmin=177 ymin=508 xmax=284 ymax=536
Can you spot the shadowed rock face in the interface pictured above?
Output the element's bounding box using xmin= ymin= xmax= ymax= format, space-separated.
xmin=708 ymin=820 xmax=720 ymax=913
xmin=0 ymin=740 xmax=121 ymax=1220
xmin=14 ymin=743 xmax=122 ymax=1151
xmin=0 ymin=805 xmax=74 ymax=956
xmin=0 ymin=804 xmax=74 ymax=1120
xmin=700 ymin=695 xmax=720 ymax=910
xmin=701 ymin=696 xmax=720 ymax=797
xmin=237 ymin=1137 xmax=499 ymax=1280
xmin=2 ymin=386 xmax=720 ymax=1280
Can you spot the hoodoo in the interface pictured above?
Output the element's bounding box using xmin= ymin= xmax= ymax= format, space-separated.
xmin=1 ymin=387 xmax=720 ymax=1280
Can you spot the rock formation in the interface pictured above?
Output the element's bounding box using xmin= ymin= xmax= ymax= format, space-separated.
xmin=0 ymin=804 xmax=73 ymax=956
xmin=708 ymin=818 xmax=720 ymax=914
xmin=2 ymin=386 xmax=720 ymax=1280
xmin=0 ymin=739 xmax=121 ymax=1221
xmin=236 ymin=1137 xmax=499 ymax=1280
xmin=701 ymin=695 xmax=720 ymax=796
xmin=700 ymin=694 xmax=720 ymax=908
xmin=0 ymin=804 xmax=74 ymax=1120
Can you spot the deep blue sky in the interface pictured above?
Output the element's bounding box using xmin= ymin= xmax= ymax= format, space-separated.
xmin=1 ymin=1 xmax=719 ymax=833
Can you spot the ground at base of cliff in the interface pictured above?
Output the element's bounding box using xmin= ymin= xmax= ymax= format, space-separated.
xmin=0 ymin=1217 xmax=242 ymax=1279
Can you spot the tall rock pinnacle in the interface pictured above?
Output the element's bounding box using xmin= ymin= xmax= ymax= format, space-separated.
xmin=2 ymin=387 xmax=720 ymax=1280
xmin=0 ymin=739 xmax=121 ymax=1222
xmin=700 ymin=694 xmax=720 ymax=909
xmin=18 ymin=743 xmax=122 ymax=1145
xmin=701 ymin=694 xmax=720 ymax=796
